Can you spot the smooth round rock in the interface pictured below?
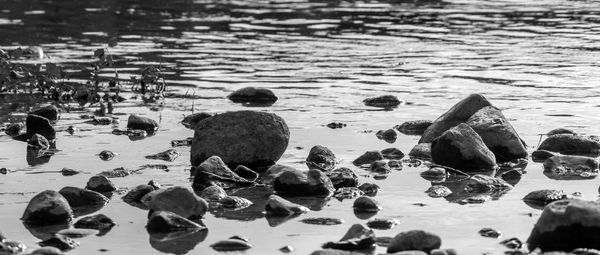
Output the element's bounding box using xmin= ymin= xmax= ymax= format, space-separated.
xmin=22 ymin=190 xmax=73 ymax=225
xmin=200 ymin=186 xmax=227 ymax=201
xmin=395 ymin=120 xmax=432 ymax=135
xmin=265 ymin=195 xmax=309 ymax=216
xmin=86 ymin=175 xmax=116 ymax=193
xmin=26 ymin=114 xmax=56 ymax=140
xmin=353 ymin=196 xmax=382 ymax=212
xmin=210 ymin=239 xmax=252 ymax=251
xmin=538 ymin=134 xmax=600 ymax=157
xmin=367 ymin=218 xmax=399 ymax=230
xmin=227 ymin=87 xmax=278 ymax=104
xmin=219 ymin=196 xmax=253 ymax=209
xmin=387 ymin=230 xmax=442 ymax=254
xmin=352 ymin=151 xmax=384 ymax=166
xmin=58 ymin=186 xmax=108 ymax=207
xmin=306 ymin=145 xmax=338 ymax=171
xmin=363 ymin=95 xmax=402 ymax=108
xmin=425 ymin=186 xmax=452 ymax=198
xmin=127 ymin=114 xmax=159 ymax=133
xmin=148 ymin=186 xmax=208 ymax=219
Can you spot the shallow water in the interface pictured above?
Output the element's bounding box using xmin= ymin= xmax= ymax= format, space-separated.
xmin=1 ymin=0 xmax=600 ymax=254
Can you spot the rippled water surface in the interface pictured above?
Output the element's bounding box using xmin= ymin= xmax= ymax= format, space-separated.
xmin=2 ymin=0 xmax=600 ymax=254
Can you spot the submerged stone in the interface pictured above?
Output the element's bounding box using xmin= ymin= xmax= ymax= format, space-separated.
xmin=210 ymin=238 xmax=252 ymax=252
xmin=73 ymin=214 xmax=115 ymax=235
xmin=273 ymin=168 xmax=334 ymax=196
xmin=366 ymin=218 xmax=399 ymax=230
xmin=192 ymin=156 xmax=254 ymax=191
xmin=148 ymin=186 xmax=208 ymax=220
xmin=39 ymin=235 xmax=79 ymax=251
xmin=58 ymin=186 xmax=108 ymax=207
xmin=543 ymin=155 xmax=599 ymax=180
xmin=381 ymin=148 xmax=405 ymax=160
xmin=86 ymin=175 xmax=116 ymax=193
xmin=301 ymin=217 xmax=344 ymax=225
xmin=146 ymin=211 xmax=205 ymax=233
xmin=219 ymin=196 xmax=253 ymax=209
xmin=353 ymin=196 xmax=382 ymax=213
xmin=145 ymin=149 xmax=180 ymax=162
xmin=523 ymin=190 xmax=568 ymax=209
xmin=376 ymin=129 xmax=397 ymax=143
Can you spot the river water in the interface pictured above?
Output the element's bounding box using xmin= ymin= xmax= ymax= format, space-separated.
xmin=1 ymin=0 xmax=600 ymax=254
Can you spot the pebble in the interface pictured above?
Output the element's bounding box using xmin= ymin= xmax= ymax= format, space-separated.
xmin=479 ymin=227 xmax=502 ymax=238
xmin=210 ymin=238 xmax=252 ymax=252
xmin=366 ymin=218 xmax=399 ymax=230
xmin=279 ymin=245 xmax=294 ymax=253
xmin=98 ymin=150 xmax=116 ymax=161
xmin=425 ymin=186 xmax=452 ymax=198
xmin=300 ymin=217 xmax=344 ymax=225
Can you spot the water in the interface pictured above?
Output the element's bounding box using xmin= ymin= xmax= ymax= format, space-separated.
xmin=1 ymin=0 xmax=600 ymax=254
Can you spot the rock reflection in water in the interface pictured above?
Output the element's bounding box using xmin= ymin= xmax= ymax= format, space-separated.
xmin=23 ymin=222 xmax=70 ymax=241
xmin=148 ymin=229 xmax=208 ymax=255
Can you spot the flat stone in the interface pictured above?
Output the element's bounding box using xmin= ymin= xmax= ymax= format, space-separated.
xmin=523 ymin=189 xmax=568 ymax=209
xmin=58 ymin=186 xmax=108 ymax=207
xmin=363 ymin=95 xmax=402 ymax=108
xmin=227 ymin=86 xmax=278 ymax=104
xmin=322 ymin=224 xmax=375 ymax=251
xmin=538 ymin=134 xmax=600 ymax=157
xmin=366 ymin=218 xmax=399 ymax=230
xmin=210 ymin=238 xmax=252 ymax=251
xmin=273 ymin=168 xmax=334 ymax=196
xmin=219 ymin=196 xmax=253 ymax=209
xmin=148 ymin=186 xmax=208 ymax=220
xmin=352 ymin=151 xmax=384 ymax=166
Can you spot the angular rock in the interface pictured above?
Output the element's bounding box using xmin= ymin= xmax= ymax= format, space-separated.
xmin=334 ymin=187 xmax=365 ymax=201
xmin=149 ymin=186 xmax=208 ymax=219
xmin=30 ymin=105 xmax=59 ymax=122
xmin=26 ymin=114 xmax=56 ymax=140
xmin=265 ymin=195 xmax=309 ymax=216
xmin=466 ymin=106 xmax=527 ymax=161
xmin=395 ymin=120 xmax=432 ymax=135
xmin=306 ymin=145 xmax=338 ymax=171
xmin=322 ymin=224 xmax=375 ymax=250
xmin=326 ymin=168 xmax=359 ymax=189
xmin=39 ymin=235 xmax=78 ymax=251
xmin=409 ymin=143 xmax=431 ymax=159
xmin=28 ymin=133 xmax=50 ymax=150
xmin=146 ymin=211 xmax=205 ymax=233
xmin=145 ymin=149 xmax=180 ymax=162
xmin=182 ymin=112 xmax=213 ymax=129
xmin=420 ymin=167 xmax=446 ymax=182
xmin=127 ymin=114 xmax=158 ymax=134
xmin=381 ymin=148 xmax=405 ymax=160
xmin=273 ymin=168 xmax=335 ymax=196
xmin=465 ymin=174 xmax=513 ymax=193
xmin=479 ymin=227 xmax=501 ymax=238
xmin=0 ymin=240 xmax=26 ymax=254
xmin=192 ymin=156 xmax=254 ymax=191
xmin=538 ymin=134 xmax=600 ymax=157
xmin=85 ymin=175 xmax=116 ymax=193
xmin=357 ymin=183 xmax=380 ymax=196
xmin=532 ymin=150 xmax=558 ymax=162
xmin=376 ymin=129 xmax=397 ymax=143
xmin=58 ymin=186 xmax=108 ymax=207
xmin=219 ymin=196 xmax=253 ymax=209
xmin=387 ymin=230 xmax=441 ymax=254
xmin=352 ymin=151 xmax=384 ymax=166
xmin=527 ymin=199 xmax=600 ymax=251
xmin=200 ymin=186 xmax=227 ymax=201
xmin=363 ymin=95 xmax=402 ymax=108
xmin=366 ymin=218 xmax=399 ymax=230
xmin=22 ymin=190 xmax=73 ymax=225
xmin=191 ymin=111 xmax=289 ymax=169
xmin=420 ymin=93 xmax=492 ymax=143
xmin=353 ymin=196 xmax=382 ymax=212
xmin=60 ymin=168 xmax=81 ymax=176
xmin=233 ymin=165 xmax=259 ymax=182
xmin=431 ymin=123 xmax=496 ymax=172
xmin=523 ymin=190 xmax=567 ymax=209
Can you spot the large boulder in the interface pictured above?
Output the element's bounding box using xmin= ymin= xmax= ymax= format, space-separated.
xmin=190 ymin=111 xmax=289 ymax=169
xmin=538 ymin=134 xmax=600 ymax=157
xmin=387 ymin=230 xmax=442 ymax=254
xmin=431 ymin=123 xmax=496 ymax=172
xmin=148 ymin=186 xmax=209 ymax=220
xmin=527 ymin=199 xmax=600 ymax=251
xmin=466 ymin=106 xmax=527 ymax=161
xmin=420 ymin=94 xmax=492 ymax=143
xmin=22 ymin=190 xmax=73 ymax=225
xmin=273 ymin=168 xmax=334 ymax=196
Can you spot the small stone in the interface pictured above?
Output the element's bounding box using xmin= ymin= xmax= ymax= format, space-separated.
xmin=352 ymin=151 xmax=384 ymax=166
xmin=228 ymin=86 xmax=278 ymax=104
xmin=86 ymin=175 xmax=116 ymax=193
xmin=171 ymin=138 xmax=193 ymax=147
xmin=0 ymin=240 xmax=26 ymax=254
xmin=145 ymin=149 xmax=180 ymax=162
xmin=370 ymin=160 xmax=390 ymax=174
xmin=280 ymin=245 xmax=294 ymax=253
xmin=28 ymin=134 xmax=50 ymax=150
xmin=425 ymin=186 xmax=452 ymax=198
xmin=219 ymin=196 xmax=253 ymax=209
xmin=328 ymin=167 xmax=359 ymax=189
xmin=500 ymin=237 xmax=523 ymax=249
xmin=127 ymin=114 xmax=159 ymax=134
xmin=74 ymin=214 xmax=115 ymax=233
xmin=363 ymin=95 xmax=402 ymax=108
xmin=26 ymin=114 xmax=56 ymax=141
xmin=5 ymin=123 xmax=24 ymax=137
xmin=326 ymin=122 xmax=346 ymax=129
xmin=98 ymin=167 xmax=134 ymax=178
xmin=39 ymin=235 xmax=79 ymax=251
xmin=300 ymin=217 xmax=344 ymax=225
xmin=182 ymin=112 xmax=213 ymax=129
xmin=357 ymin=183 xmax=380 ymax=196
xmin=123 ymin=184 xmax=156 ymax=204
xmin=31 ymin=247 xmax=64 ymax=255
xmin=59 ymin=186 xmax=109 ymax=207
xmin=265 ymin=195 xmax=309 ymax=216
xmin=479 ymin=227 xmax=502 ymax=238
xmin=306 ymin=145 xmax=338 ymax=171
xmin=353 ymin=196 xmax=382 ymax=212
xmin=538 ymin=134 xmax=600 ymax=157
xmin=200 ymin=186 xmax=227 ymax=201
xmin=523 ymin=190 xmax=567 ymax=209
xmin=465 ymin=175 xmax=513 ymax=193
xmin=376 ymin=129 xmax=397 ymax=143
xmin=57 ymin=228 xmax=99 ymax=238
xmin=388 ymin=160 xmax=402 ymax=169
xmin=273 ymin=168 xmax=334 ymax=196
xmin=366 ymin=218 xmax=399 ymax=230
xmin=387 ymin=230 xmax=441 ymax=254
xmin=381 ymin=148 xmax=405 ymax=160
xmin=60 ymin=168 xmax=81 ymax=176
xmin=210 ymin=238 xmax=252 ymax=252
xmin=0 ymin=168 xmax=7 ymax=174
xmin=98 ymin=150 xmax=116 ymax=161
xmin=395 ymin=120 xmax=432 ymax=135
xmin=334 ymin=187 xmax=365 ymax=201
xmin=148 ymin=186 xmax=209 ymax=219
xmin=420 ymin=167 xmax=446 ymax=182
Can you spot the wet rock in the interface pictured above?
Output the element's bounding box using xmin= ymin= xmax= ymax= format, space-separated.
xmin=367 ymin=218 xmax=399 ymax=230
xmin=28 ymin=133 xmax=50 ymax=150
xmin=322 ymin=224 xmax=375 ymax=250
xmin=523 ymin=190 xmax=568 ymax=209
xmin=182 ymin=112 xmax=213 ymax=129
xmin=500 ymin=237 xmax=523 ymax=249
xmin=191 ymin=111 xmax=289 ymax=169
xmin=353 ymin=196 xmax=382 ymax=212
xmin=334 ymin=187 xmax=365 ymax=201
xmin=123 ymin=184 xmax=157 ymax=204
xmin=148 ymin=186 xmax=209 ymax=220
xmin=327 ymin=122 xmax=346 ymax=129
xmin=280 ymin=245 xmax=294 ymax=253
xmin=0 ymin=168 xmax=7 ymax=175
xmin=328 ymin=168 xmax=358 ymax=189
xmin=306 ymin=145 xmax=338 ymax=171
xmin=479 ymin=227 xmax=501 ymax=238
xmin=370 ymin=160 xmax=391 ymax=174
xmin=420 ymin=167 xmax=446 ymax=182
xmin=0 ymin=240 xmax=26 ymax=254
xmin=466 ymin=106 xmax=527 ymax=161
xmin=127 ymin=114 xmax=159 ymax=134
xmin=26 ymin=114 xmax=56 ymax=141
xmin=260 ymin=164 xmax=296 ymax=185
xmin=200 ymin=186 xmax=227 ymax=201
xmin=98 ymin=150 xmax=116 ymax=161
xmin=22 ymin=190 xmax=73 ymax=225
xmin=171 ymin=138 xmax=193 ymax=147
xmin=395 ymin=120 xmax=432 ymax=135
xmin=265 ymin=195 xmax=309 ymax=216
xmin=30 ymin=247 xmax=64 ymax=255
xmin=58 ymin=186 xmax=108 ymax=207
xmin=431 ymin=123 xmax=497 ymax=172
xmin=425 ymin=186 xmax=452 ymax=198
xmin=376 ymin=129 xmax=397 ymax=143
xmin=388 ymin=160 xmax=402 ymax=169
xmin=73 ymin=214 xmax=115 ymax=235
xmin=233 ymin=165 xmax=259 ymax=182
xmin=538 ymin=134 xmax=600 ymax=157
xmin=211 ymin=238 xmax=252 ymax=251
xmin=363 ymin=95 xmax=402 ymax=108
xmin=146 ymin=211 xmax=205 ymax=233
xmin=381 ymin=148 xmax=405 ymax=160
xmin=60 ymin=168 xmax=81 ymax=176
xmin=409 ymin=143 xmax=431 ymax=159
xmin=57 ymin=228 xmax=98 ymax=238
xmin=39 ymin=235 xmax=79 ymax=251
xmin=273 ymin=168 xmax=335 ymax=196
xmin=532 ymin=150 xmax=558 ymax=162
xmin=192 ymin=156 xmax=254 ymax=191
xmin=5 ymin=123 xmax=23 ymax=137
xmin=465 ymin=174 xmax=513 ymax=193
xmin=228 ymin=86 xmax=278 ymax=105
xmin=527 ymin=199 xmax=600 ymax=251
xmin=301 ymin=217 xmax=344 ymax=225
xmin=85 ymin=175 xmax=116 ymax=193
xmin=387 ymin=230 xmax=442 ymax=254
xmin=458 ymin=194 xmax=492 ymax=204
xmin=420 ymin=93 xmax=492 ymax=143
xmin=219 ymin=196 xmax=253 ymax=209
xmin=352 ymin=151 xmax=384 ymax=166
xmin=357 ymin=183 xmax=380 ymax=196
xmin=547 ymin=128 xmax=576 ymax=136
xmin=145 ymin=149 xmax=180 ymax=162
xmin=543 ymin=155 xmax=599 ymax=180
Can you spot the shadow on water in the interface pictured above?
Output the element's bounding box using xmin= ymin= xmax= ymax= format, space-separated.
xmin=148 ymin=229 xmax=208 ymax=255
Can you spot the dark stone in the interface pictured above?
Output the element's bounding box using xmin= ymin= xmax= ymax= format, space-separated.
xmin=273 ymin=168 xmax=335 ymax=196
xmin=182 ymin=112 xmax=213 ymax=129
xmin=22 ymin=190 xmax=73 ymax=225
xmin=370 ymin=160 xmax=391 ymax=174
xmin=352 ymin=151 xmax=384 ymax=166
xmin=199 ymin=186 xmax=227 ymax=201
xmin=233 ymin=165 xmax=259 ymax=182
xmin=395 ymin=120 xmax=432 ymax=135
xmin=363 ymin=95 xmax=402 ymax=108
xmin=146 ymin=211 xmax=205 ymax=233
xmin=328 ymin=167 xmax=359 ymax=189
xmin=148 ymin=186 xmax=209 ymax=219
xmin=58 ymin=186 xmax=108 ymax=207
xmin=387 ymin=230 xmax=441 ymax=254
xmin=219 ymin=196 xmax=253 ymax=209
xmin=538 ymin=134 xmax=600 ymax=157
xmin=60 ymin=168 xmax=80 ymax=176
xmin=466 ymin=106 xmax=527 ymax=161
xmin=30 ymin=247 xmax=64 ymax=255
xmin=306 ymin=145 xmax=338 ymax=171
xmin=30 ymin=105 xmax=59 ymax=122
xmin=191 ymin=111 xmax=289 ymax=169
xmin=265 ymin=195 xmax=309 ymax=216
xmin=73 ymin=214 xmax=115 ymax=236
xmin=376 ymin=129 xmax=397 ymax=143
xmin=26 ymin=114 xmax=56 ymax=141
xmin=260 ymin=164 xmax=296 ymax=185
xmin=322 ymin=224 xmax=375 ymax=251
xmin=123 ymin=184 xmax=156 ymax=204
xmin=523 ymin=190 xmax=567 ymax=209
xmin=28 ymin=134 xmax=50 ymax=150
xmin=479 ymin=227 xmax=501 ymax=238
xmin=57 ymin=228 xmax=98 ymax=238
xmin=145 ymin=149 xmax=180 ymax=162
xmin=5 ymin=123 xmax=24 ymax=137
xmin=211 ymin=238 xmax=252 ymax=251
xmin=543 ymin=155 xmax=599 ymax=180
xmin=420 ymin=167 xmax=446 ymax=182
xmin=192 ymin=156 xmax=255 ymax=191
xmin=409 ymin=143 xmax=431 ymax=159
xmin=420 ymin=93 xmax=492 ymax=143
xmin=39 ymin=235 xmax=79 ymax=251
xmin=527 ymin=199 xmax=600 ymax=252
xmin=227 ymin=87 xmax=278 ymax=105
xmin=333 ymin=187 xmax=364 ymax=201
xmin=465 ymin=174 xmax=513 ymax=193
xmin=149 ymin=229 xmax=207 ymax=255
xmin=300 ymin=218 xmax=344 ymax=225
xmin=381 ymin=148 xmax=405 ymax=160
xmin=353 ymin=196 xmax=382 ymax=212
xmin=357 ymin=183 xmax=380 ymax=196
xmin=367 ymin=218 xmax=399 ymax=230
xmin=127 ymin=114 xmax=159 ymax=134
xmin=431 ymin=123 xmax=496 ymax=172
xmin=532 ymin=150 xmax=557 ymax=162
xmin=547 ymin=128 xmax=576 ymax=136
xmin=326 ymin=122 xmax=346 ymax=129
xmin=85 ymin=175 xmax=116 ymax=193
xmin=98 ymin=150 xmax=115 ymax=161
